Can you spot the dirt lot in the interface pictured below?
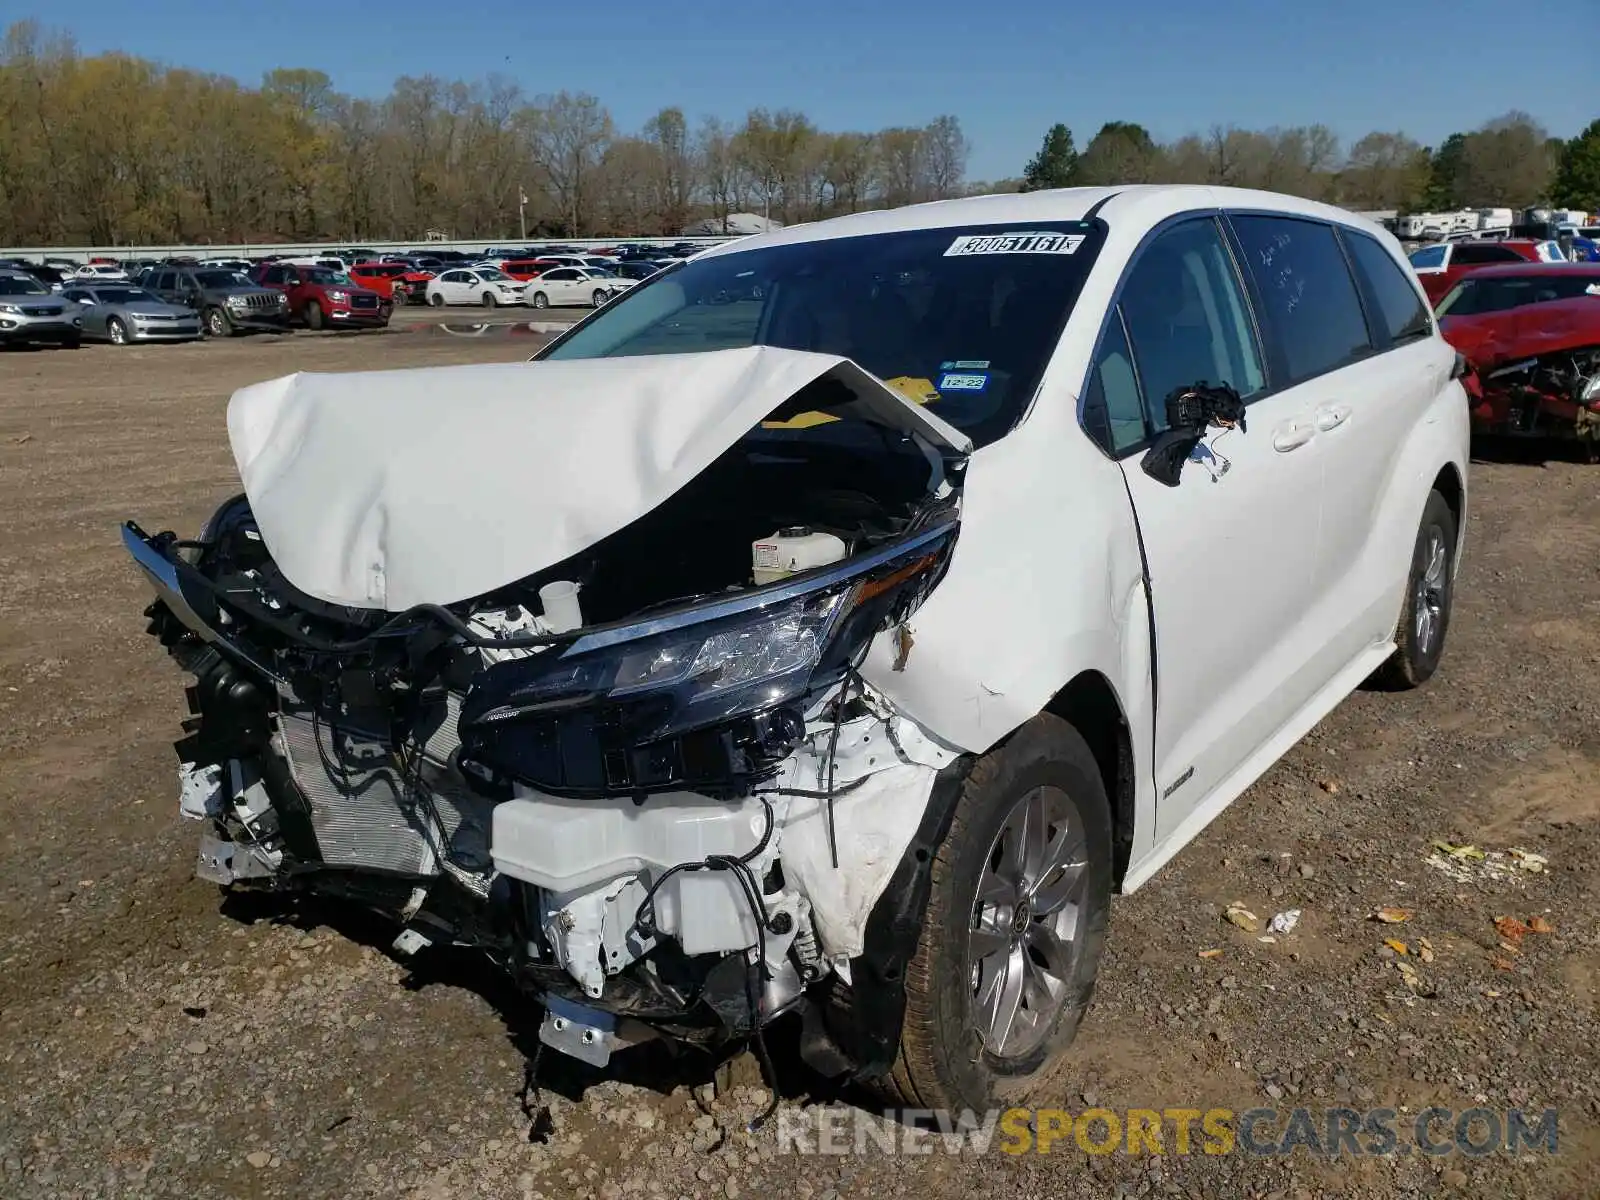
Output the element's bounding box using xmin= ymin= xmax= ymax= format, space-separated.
xmin=0 ymin=331 xmax=1596 ymax=1200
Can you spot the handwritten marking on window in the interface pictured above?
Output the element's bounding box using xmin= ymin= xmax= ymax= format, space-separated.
xmin=1257 ymin=232 xmax=1292 ymax=268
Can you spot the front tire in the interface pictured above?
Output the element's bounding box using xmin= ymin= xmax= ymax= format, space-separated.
xmin=874 ymin=713 xmax=1113 ymax=1112
xmin=107 ymin=317 xmax=128 ymax=345
xmin=204 ymin=307 xmax=232 ymax=338
xmin=429 ymin=292 xmax=445 ymax=308
xmin=531 ymin=292 xmax=548 ymax=309
xmin=1375 ymin=489 xmax=1456 ymax=689
xmin=591 ymin=288 xmax=608 ymax=307
xmin=305 ymin=301 xmax=323 ymax=331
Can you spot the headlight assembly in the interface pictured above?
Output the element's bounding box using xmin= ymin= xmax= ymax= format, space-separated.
xmin=458 ymin=525 xmax=955 ymax=798
xmin=471 ymin=587 xmax=850 ymax=733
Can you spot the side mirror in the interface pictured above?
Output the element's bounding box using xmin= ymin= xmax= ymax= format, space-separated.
xmin=1140 ymin=382 xmax=1247 ymax=488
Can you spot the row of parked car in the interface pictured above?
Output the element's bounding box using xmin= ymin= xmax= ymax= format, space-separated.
xmin=0 ymin=242 xmax=698 ymax=348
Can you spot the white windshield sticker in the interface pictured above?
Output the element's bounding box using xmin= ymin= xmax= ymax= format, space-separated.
xmin=944 ymin=231 xmax=1085 ymax=257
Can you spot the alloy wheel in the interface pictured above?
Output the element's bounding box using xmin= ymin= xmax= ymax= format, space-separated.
xmin=968 ymin=785 xmax=1091 ymax=1059
xmin=1415 ymin=526 xmax=1447 ymax=654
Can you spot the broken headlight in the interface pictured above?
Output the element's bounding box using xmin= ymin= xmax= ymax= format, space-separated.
xmin=458 ymin=526 xmax=955 ymax=798
xmin=470 ymin=586 xmax=849 ymax=733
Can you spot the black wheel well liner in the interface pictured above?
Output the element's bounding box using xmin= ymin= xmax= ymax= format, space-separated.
xmin=840 ymin=671 xmax=1136 ymax=1079
xmin=1044 ymin=670 xmax=1137 ymax=888
xmin=1431 ymin=462 xmax=1465 ymax=549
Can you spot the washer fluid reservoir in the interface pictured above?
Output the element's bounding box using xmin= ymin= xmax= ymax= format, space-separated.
xmin=752 ymin=526 xmax=847 ymax=586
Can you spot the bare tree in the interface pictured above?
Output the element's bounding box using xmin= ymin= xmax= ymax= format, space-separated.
xmin=642 ymin=106 xmax=694 ymax=235
xmin=821 ymin=132 xmax=875 ymax=213
xmin=922 ymin=115 xmax=968 ymax=199
xmin=526 ymin=91 xmax=613 ymax=236
xmin=876 ymin=127 xmax=928 ymax=207
xmin=694 ymin=115 xmax=744 ymax=232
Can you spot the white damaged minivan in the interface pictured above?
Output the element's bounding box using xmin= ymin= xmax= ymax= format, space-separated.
xmin=124 ymin=185 xmax=1469 ymax=1114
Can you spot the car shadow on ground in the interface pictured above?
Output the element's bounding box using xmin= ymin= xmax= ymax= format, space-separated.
xmin=1469 ymin=434 xmax=1599 ymax=466
xmin=213 ymin=888 xmax=871 ymax=1135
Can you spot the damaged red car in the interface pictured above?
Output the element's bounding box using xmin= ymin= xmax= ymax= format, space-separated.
xmin=1435 ymin=263 xmax=1600 ymax=448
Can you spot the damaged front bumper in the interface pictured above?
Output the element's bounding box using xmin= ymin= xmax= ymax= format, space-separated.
xmin=125 ymin=508 xmax=965 ymax=1075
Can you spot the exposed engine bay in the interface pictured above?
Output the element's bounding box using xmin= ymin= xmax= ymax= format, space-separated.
xmin=126 ymin=350 xmax=971 ymax=1092
xmin=1445 ymin=293 xmax=1600 ymax=450
xmin=1465 ymin=346 xmax=1600 ymax=449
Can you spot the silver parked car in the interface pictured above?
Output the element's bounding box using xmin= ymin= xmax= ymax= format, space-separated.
xmin=0 ymin=271 xmax=83 ymax=348
xmin=62 ymin=283 xmax=202 ymax=345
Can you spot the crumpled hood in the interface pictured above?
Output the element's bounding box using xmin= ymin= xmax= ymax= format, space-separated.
xmin=227 ymin=345 xmax=969 ymax=611
xmin=1441 ymin=297 xmax=1600 ymax=372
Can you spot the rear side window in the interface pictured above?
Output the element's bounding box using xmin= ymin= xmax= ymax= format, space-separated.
xmin=1230 ymin=215 xmax=1372 ymax=386
xmin=1452 ymin=244 xmax=1518 ymax=265
xmin=1342 ymin=231 xmax=1432 ymax=346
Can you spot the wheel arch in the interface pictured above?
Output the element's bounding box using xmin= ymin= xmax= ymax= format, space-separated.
xmin=1042 ymin=669 xmax=1137 ymax=888
xmin=1430 ymin=460 xmax=1465 ymax=569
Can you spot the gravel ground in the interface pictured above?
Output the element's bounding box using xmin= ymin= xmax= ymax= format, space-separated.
xmin=0 ymin=333 xmax=1596 ymax=1199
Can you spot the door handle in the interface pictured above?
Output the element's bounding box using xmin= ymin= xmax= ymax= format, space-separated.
xmin=1272 ymin=419 xmax=1316 ymax=452
xmin=1314 ymin=404 xmax=1351 ymax=432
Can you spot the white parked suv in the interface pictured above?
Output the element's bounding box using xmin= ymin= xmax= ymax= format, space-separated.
xmin=123 ymin=185 xmax=1467 ymax=1115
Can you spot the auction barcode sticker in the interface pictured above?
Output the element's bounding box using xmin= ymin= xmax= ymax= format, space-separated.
xmin=944 ymin=231 xmax=1085 ymax=257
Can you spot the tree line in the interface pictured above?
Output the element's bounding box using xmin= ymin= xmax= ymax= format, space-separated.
xmin=0 ymin=20 xmax=971 ymax=245
xmin=2 ymin=18 xmax=1595 ymax=249
xmin=1021 ymin=114 xmax=1600 ymax=215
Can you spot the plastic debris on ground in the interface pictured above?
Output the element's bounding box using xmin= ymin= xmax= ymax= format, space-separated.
xmin=1224 ymin=903 xmax=1260 ymax=932
xmin=1423 ymin=841 xmax=1550 ymax=884
xmin=1267 ymin=908 xmax=1301 ymax=935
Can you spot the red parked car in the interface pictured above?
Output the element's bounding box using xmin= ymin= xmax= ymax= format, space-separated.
xmin=349 ymin=261 xmax=434 ymax=306
xmin=251 ymin=262 xmax=391 ymax=329
xmin=1435 ymin=262 xmax=1600 ymax=446
xmin=1407 ymin=238 xmax=1568 ymax=304
xmin=498 ymin=259 xmax=551 ymax=282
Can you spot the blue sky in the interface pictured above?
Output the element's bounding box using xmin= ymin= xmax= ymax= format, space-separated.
xmin=12 ymin=0 xmax=1588 ymax=181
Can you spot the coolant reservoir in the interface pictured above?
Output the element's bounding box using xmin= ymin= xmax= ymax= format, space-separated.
xmin=752 ymin=526 xmax=847 ymax=586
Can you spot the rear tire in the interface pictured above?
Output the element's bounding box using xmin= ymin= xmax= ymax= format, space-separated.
xmin=1374 ymin=489 xmax=1456 ymax=689
xmin=869 ymin=713 xmax=1113 ymax=1113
